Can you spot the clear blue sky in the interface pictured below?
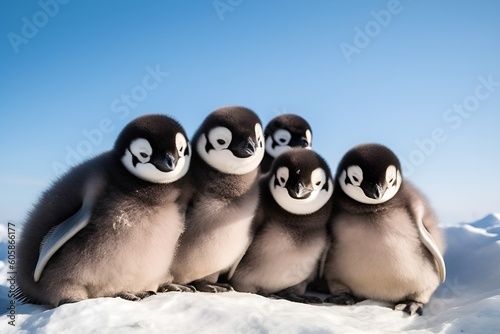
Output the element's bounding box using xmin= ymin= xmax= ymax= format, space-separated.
xmin=1 ymin=0 xmax=499 ymax=225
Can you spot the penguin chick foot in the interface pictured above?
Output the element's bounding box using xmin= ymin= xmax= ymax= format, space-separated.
xmin=394 ymin=300 xmax=423 ymax=316
xmin=115 ymin=291 xmax=156 ymax=302
xmin=273 ymin=291 xmax=323 ymax=304
xmin=192 ymin=281 xmax=234 ymax=293
xmin=135 ymin=290 xmax=156 ymax=299
xmin=324 ymin=292 xmax=357 ymax=305
xmin=157 ymin=283 xmax=196 ymax=293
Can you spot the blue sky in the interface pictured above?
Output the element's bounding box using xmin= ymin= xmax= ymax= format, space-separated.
xmin=1 ymin=0 xmax=499 ymax=225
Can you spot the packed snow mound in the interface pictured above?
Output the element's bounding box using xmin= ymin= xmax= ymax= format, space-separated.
xmin=1 ymin=215 xmax=500 ymax=333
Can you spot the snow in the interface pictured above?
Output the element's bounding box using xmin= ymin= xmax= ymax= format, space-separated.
xmin=1 ymin=215 xmax=500 ymax=333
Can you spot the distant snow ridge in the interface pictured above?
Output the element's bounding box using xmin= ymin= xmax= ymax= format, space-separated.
xmin=469 ymin=213 xmax=500 ymax=239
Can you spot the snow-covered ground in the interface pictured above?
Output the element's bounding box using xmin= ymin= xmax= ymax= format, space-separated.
xmin=1 ymin=214 xmax=499 ymax=333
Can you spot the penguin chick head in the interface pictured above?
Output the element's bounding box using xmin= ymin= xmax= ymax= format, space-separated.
xmin=337 ymin=143 xmax=402 ymax=205
xmin=195 ymin=106 xmax=265 ymax=175
xmin=115 ymin=114 xmax=191 ymax=184
xmin=264 ymin=114 xmax=312 ymax=158
xmin=269 ymin=148 xmax=333 ymax=215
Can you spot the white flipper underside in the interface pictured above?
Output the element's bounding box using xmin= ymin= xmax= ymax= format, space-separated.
xmin=415 ymin=203 xmax=446 ymax=283
xmin=33 ymin=197 xmax=94 ymax=282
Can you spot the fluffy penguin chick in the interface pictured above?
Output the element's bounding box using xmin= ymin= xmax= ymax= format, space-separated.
xmin=230 ymin=148 xmax=333 ymax=303
xmin=260 ymin=114 xmax=312 ymax=173
xmin=166 ymin=106 xmax=265 ymax=293
xmin=16 ymin=114 xmax=192 ymax=307
xmin=324 ymin=143 xmax=446 ymax=316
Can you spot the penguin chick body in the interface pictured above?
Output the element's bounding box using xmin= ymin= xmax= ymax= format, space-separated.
xmin=260 ymin=114 xmax=312 ymax=174
xmin=16 ymin=114 xmax=192 ymax=307
xmin=231 ymin=148 xmax=333 ymax=303
xmin=167 ymin=106 xmax=265 ymax=292
xmin=324 ymin=143 xmax=446 ymax=316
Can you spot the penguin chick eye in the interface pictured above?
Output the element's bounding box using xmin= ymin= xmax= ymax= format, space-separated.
xmin=311 ymin=168 xmax=327 ymax=190
xmin=208 ymin=127 xmax=232 ymax=150
xmin=129 ymin=138 xmax=152 ymax=163
xmin=175 ymin=133 xmax=188 ymax=155
xmin=347 ymin=165 xmax=363 ymax=186
xmin=273 ymin=129 xmax=291 ymax=146
xmin=386 ymin=165 xmax=397 ymax=186
xmin=255 ymin=123 xmax=264 ymax=148
xmin=276 ymin=166 xmax=289 ymax=187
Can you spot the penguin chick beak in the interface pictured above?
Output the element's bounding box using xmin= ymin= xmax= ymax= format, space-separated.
xmin=153 ymin=153 xmax=177 ymax=172
xmin=364 ymin=184 xmax=386 ymax=200
xmin=233 ymin=138 xmax=256 ymax=158
xmin=288 ymin=182 xmax=313 ymax=199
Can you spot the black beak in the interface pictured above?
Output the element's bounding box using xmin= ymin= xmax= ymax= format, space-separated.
xmin=364 ymin=184 xmax=386 ymax=199
xmin=153 ymin=153 xmax=177 ymax=172
xmin=288 ymin=182 xmax=313 ymax=199
xmin=233 ymin=138 xmax=256 ymax=158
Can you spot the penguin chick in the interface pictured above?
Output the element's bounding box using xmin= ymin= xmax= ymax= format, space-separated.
xmin=16 ymin=114 xmax=192 ymax=307
xmin=260 ymin=114 xmax=312 ymax=174
xmin=323 ymin=143 xmax=446 ymax=316
xmin=165 ymin=106 xmax=265 ymax=293
xmin=230 ymin=148 xmax=333 ymax=304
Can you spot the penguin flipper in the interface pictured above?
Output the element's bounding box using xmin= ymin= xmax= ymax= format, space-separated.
xmin=33 ymin=197 xmax=94 ymax=282
xmin=414 ymin=203 xmax=446 ymax=283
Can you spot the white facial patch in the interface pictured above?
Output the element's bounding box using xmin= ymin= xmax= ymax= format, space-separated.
xmin=276 ymin=167 xmax=289 ymax=187
xmin=265 ymin=135 xmax=292 ymax=158
xmin=121 ymin=135 xmax=191 ymax=184
xmin=129 ymin=138 xmax=152 ymax=163
xmin=265 ymin=128 xmax=313 ymax=158
xmin=339 ymin=165 xmax=401 ymax=204
xmin=197 ymin=123 xmax=265 ymax=175
xmin=270 ymin=167 xmax=333 ymax=215
xmin=305 ymin=129 xmax=312 ymax=148
xmin=273 ymin=129 xmax=292 ymax=146
xmin=176 ymin=132 xmax=189 ymax=157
